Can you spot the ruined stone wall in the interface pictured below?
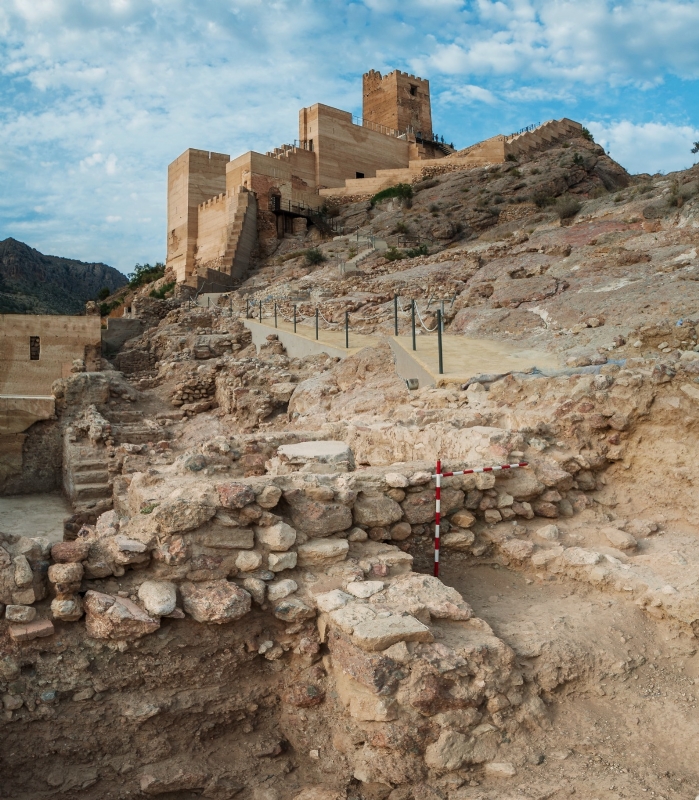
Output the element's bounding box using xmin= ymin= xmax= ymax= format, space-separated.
xmin=0 ymin=419 xmax=62 ymax=495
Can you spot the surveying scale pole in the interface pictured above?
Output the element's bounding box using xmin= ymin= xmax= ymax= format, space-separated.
xmin=434 ymin=461 xmax=529 ymax=578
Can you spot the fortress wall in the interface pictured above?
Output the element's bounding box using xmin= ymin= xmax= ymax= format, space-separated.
xmin=196 ymin=192 xmax=239 ymax=266
xmin=363 ymin=69 xmax=432 ymax=140
xmin=167 ymin=149 xmax=230 ymax=283
xmin=300 ymin=103 xmax=411 ymax=189
xmin=0 ymin=314 xmax=101 ymax=430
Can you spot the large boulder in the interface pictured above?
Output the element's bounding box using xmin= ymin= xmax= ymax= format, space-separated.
xmin=84 ymin=591 xmax=160 ymax=640
xmin=180 ymin=580 xmax=251 ymax=623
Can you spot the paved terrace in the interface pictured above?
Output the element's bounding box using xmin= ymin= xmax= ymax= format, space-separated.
xmin=243 ymin=317 xmax=560 ymax=387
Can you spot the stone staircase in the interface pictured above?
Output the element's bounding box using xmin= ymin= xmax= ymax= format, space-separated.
xmin=190 ymin=188 xmax=258 ymax=292
xmin=63 ymin=438 xmax=113 ymax=510
xmin=63 ymin=410 xmax=171 ymax=511
xmin=504 ymin=118 xmax=584 ymax=159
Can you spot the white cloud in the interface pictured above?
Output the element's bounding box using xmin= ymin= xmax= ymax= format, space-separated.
xmin=587 ymin=120 xmax=699 ymax=175
xmin=0 ymin=1 xmax=697 ymax=272
xmin=439 ymin=84 xmax=499 ymax=105
xmin=106 ymin=215 xmax=121 ymax=223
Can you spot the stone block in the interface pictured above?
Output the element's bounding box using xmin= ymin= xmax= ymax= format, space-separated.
xmin=314 ymin=589 xmax=353 ymax=612
xmin=353 ymin=493 xmax=403 ymax=528
xmin=180 ymin=580 xmax=251 ymax=623
xmin=138 ymin=581 xmax=177 ymax=616
xmin=273 ymin=597 xmax=315 ymax=622
xmin=9 ymin=618 xmax=55 ymax=642
xmin=351 ymin=614 xmax=433 ymax=651
xmin=235 ymin=550 xmax=263 ymax=572
xmin=51 ymin=540 xmax=91 ymax=563
xmin=268 ymin=551 xmax=297 ymax=572
xmin=384 ymin=574 xmax=472 ymax=620
xmin=284 ymin=490 xmax=352 ymax=536
xmin=5 ymin=604 xmax=36 ymax=623
xmin=329 ymin=603 xmax=377 ymax=634
xmin=296 ymin=538 xmax=349 ymax=567
xmin=51 ymin=596 xmax=83 ymax=621
xmin=255 ymin=522 xmax=296 ymax=551
xmin=267 ymin=579 xmax=298 ymax=602
xmin=84 ymin=591 xmax=159 ymax=639
xmin=217 ymin=482 xmax=256 ymax=509
xmin=345 ymin=581 xmax=384 ymax=599
xmin=602 ymin=527 xmax=637 ymax=551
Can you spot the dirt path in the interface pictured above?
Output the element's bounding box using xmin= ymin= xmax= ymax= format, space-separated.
xmin=440 ymin=562 xmax=699 ymax=799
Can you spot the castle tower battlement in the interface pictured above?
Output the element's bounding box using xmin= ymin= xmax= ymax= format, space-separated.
xmin=362 ymin=69 xmax=433 ymax=140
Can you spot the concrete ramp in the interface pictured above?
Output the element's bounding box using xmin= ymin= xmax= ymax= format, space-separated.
xmin=390 ymin=335 xmax=560 ymax=388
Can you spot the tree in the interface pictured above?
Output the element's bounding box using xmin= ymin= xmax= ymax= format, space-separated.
xmin=97 ymin=286 xmax=110 ymax=301
xmin=692 ymin=141 xmax=699 ymax=154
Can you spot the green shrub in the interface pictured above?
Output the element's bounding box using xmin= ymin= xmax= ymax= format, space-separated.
xmin=405 ymin=244 xmax=429 ymax=257
xmin=572 ymin=152 xmax=584 ymax=166
xmin=370 ymin=183 xmax=413 ymax=206
xmin=149 ymin=281 xmax=176 ymax=299
xmin=556 ymin=195 xmax=582 ymax=220
xmin=393 ymin=221 xmax=409 ymax=234
xmin=127 ymin=262 xmax=165 ymax=289
xmin=99 ymin=299 xmax=122 ymax=317
xmin=533 ymin=190 xmax=556 ymax=208
xmin=97 ymin=286 xmax=111 ymax=301
xmin=509 ymin=168 xmax=523 ymax=178
xmin=530 ymin=168 xmax=541 ymax=175
xmin=506 ymin=153 xmax=518 ymax=162
xmin=582 ymin=127 xmax=594 ymax=142
xmin=384 ymin=247 xmax=406 ymax=261
xmin=305 ymin=247 xmax=327 ymax=266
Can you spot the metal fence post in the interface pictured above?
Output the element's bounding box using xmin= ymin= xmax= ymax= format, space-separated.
xmin=411 ymin=300 xmax=416 ymax=351
xmin=294 ymin=305 xmax=297 ymax=334
xmin=345 ymin=311 xmax=349 ymax=349
xmin=437 ymin=309 xmax=444 ymax=375
xmin=259 ymin=300 xmax=262 ymax=323
xmin=274 ymin=302 xmax=277 ymax=328
xmin=394 ymin=295 xmax=398 ymax=336
xmin=441 ymin=300 xmax=445 ymax=332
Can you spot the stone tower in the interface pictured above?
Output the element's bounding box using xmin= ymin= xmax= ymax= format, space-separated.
xmin=362 ymin=69 xmax=433 ymax=140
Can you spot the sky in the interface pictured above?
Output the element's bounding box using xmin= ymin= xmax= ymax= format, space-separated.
xmin=1 ymin=0 xmax=698 ymax=275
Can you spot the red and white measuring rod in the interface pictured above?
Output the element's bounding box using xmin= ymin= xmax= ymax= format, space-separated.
xmin=433 ymin=460 xmax=528 ymax=578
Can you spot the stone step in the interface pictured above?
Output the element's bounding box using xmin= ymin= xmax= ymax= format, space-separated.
xmin=73 ymin=483 xmax=112 ymax=501
xmin=73 ymin=469 xmax=110 ymax=484
xmin=70 ymin=458 xmax=108 ymax=472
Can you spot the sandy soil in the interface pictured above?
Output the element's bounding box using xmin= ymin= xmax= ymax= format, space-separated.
xmin=440 ymin=561 xmax=699 ymax=799
xmin=0 ymin=493 xmax=72 ymax=541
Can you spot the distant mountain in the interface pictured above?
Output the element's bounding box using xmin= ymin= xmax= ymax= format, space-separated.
xmin=0 ymin=238 xmax=128 ymax=315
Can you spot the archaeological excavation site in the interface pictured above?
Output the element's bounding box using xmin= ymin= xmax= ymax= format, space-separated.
xmin=2 ymin=68 xmax=699 ymax=800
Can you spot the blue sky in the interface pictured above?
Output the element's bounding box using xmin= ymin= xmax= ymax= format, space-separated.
xmin=1 ymin=0 xmax=698 ymax=275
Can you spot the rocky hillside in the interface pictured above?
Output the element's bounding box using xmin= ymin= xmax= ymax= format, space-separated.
xmin=0 ymin=238 xmax=127 ymax=315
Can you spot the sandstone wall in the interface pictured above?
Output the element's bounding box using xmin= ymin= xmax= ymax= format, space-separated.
xmin=166 ymin=149 xmax=230 ymax=284
xmin=300 ymin=104 xmax=412 ymax=189
xmin=363 ymin=69 xmax=432 ymax=140
xmin=0 ymin=314 xmax=101 ymax=400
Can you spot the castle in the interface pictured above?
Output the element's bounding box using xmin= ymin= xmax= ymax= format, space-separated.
xmin=165 ymin=69 xmax=583 ymax=292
